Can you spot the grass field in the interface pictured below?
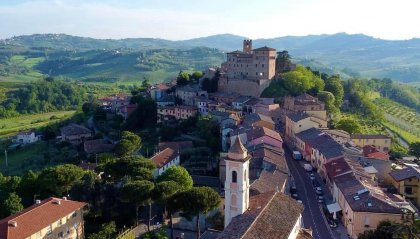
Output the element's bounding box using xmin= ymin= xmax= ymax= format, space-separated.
xmin=0 ymin=141 xmax=47 ymax=175
xmin=0 ymin=111 xmax=76 ymax=139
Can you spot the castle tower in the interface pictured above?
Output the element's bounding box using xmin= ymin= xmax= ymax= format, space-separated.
xmin=224 ymin=136 xmax=251 ymax=227
xmin=243 ymin=40 xmax=252 ymax=54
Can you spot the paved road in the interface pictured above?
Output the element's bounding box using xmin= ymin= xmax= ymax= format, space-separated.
xmin=284 ymin=146 xmax=335 ymax=239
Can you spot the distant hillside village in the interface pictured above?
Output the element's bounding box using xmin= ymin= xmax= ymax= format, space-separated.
xmin=2 ymin=40 xmax=420 ymax=239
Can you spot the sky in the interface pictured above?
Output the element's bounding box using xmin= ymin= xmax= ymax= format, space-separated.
xmin=0 ymin=0 xmax=419 ymax=40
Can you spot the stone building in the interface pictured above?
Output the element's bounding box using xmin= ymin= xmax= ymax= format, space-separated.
xmin=218 ymin=40 xmax=277 ymax=97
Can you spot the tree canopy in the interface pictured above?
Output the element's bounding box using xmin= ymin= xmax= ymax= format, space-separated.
xmin=335 ymin=118 xmax=362 ymax=134
xmin=115 ymin=131 xmax=142 ymax=156
xmin=156 ymin=166 xmax=193 ymax=190
xmin=282 ymin=65 xmax=325 ymax=96
xmin=37 ymin=164 xmax=85 ymax=196
xmin=409 ymin=142 xmax=420 ymax=158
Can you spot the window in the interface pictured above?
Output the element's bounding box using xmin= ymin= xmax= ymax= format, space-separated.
xmin=232 ymin=171 xmax=237 ymax=183
xmin=57 ymin=218 xmax=62 ymax=226
xmin=405 ymin=187 xmax=413 ymax=195
xmin=46 ymin=225 xmax=52 ymax=235
xmin=262 ymin=64 xmax=264 ymax=68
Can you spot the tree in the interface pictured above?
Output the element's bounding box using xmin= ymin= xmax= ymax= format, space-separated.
xmin=409 ymin=142 xmax=420 ymax=158
xmin=154 ymin=181 xmax=182 ymax=239
xmin=178 ymin=187 xmax=221 ymax=239
xmin=335 ymin=118 xmax=362 ymax=134
xmin=87 ymin=221 xmax=117 ymax=239
xmin=17 ymin=170 xmax=39 ymax=206
xmin=125 ymin=95 xmax=157 ymax=130
xmin=176 ymin=71 xmax=190 ymax=86
xmin=324 ymin=75 xmax=344 ymax=108
xmin=357 ymin=219 xmax=420 ymax=239
xmin=102 ymin=156 xmax=155 ymax=180
xmin=0 ymin=193 xmax=24 ymax=218
xmin=318 ymin=91 xmax=339 ymax=113
xmin=115 ymin=131 xmax=141 ymax=156
xmin=121 ymin=180 xmax=155 ymax=229
xmin=156 ymin=166 xmax=193 ymax=190
xmin=282 ymin=65 xmax=324 ymax=95
xmin=191 ymin=71 xmax=204 ymax=83
xmin=38 ymin=164 xmax=85 ymax=196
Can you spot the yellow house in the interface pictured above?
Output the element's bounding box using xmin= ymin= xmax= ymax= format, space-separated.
xmin=285 ymin=112 xmax=320 ymax=140
xmin=243 ymin=113 xmax=275 ymax=130
xmin=351 ymin=134 xmax=391 ymax=152
xmin=0 ymin=197 xmax=87 ymax=239
xmin=333 ymin=174 xmax=403 ymax=239
xmin=390 ymin=166 xmax=420 ymax=207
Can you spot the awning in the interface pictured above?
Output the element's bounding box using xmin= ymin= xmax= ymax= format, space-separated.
xmin=327 ymin=202 xmax=342 ymax=213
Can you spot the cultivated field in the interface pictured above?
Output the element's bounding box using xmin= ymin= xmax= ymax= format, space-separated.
xmin=374 ymin=97 xmax=420 ymax=143
xmin=0 ymin=111 xmax=76 ymax=139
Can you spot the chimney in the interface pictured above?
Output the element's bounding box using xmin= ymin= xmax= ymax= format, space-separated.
xmin=35 ymin=199 xmax=41 ymax=205
xmin=54 ymin=199 xmax=61 ymax=205
xmin=9 ymin=221 xmax=17 ymax=227
xmin=62 ymin=196 xmax=68 ymax=200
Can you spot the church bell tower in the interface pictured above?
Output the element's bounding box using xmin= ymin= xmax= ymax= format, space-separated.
xmin=224 ymin=136 xmax=251 ymax=227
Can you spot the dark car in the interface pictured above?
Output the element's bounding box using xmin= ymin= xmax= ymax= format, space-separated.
xmin=290 ymin=185 xmax=297 ymax=194
xmin=312 ymin=180 xmax=320 ymax=187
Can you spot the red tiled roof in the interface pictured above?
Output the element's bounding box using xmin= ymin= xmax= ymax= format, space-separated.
xmin=0 ymin=197 xmax=87 ymax=239
xmin=324 ymin=158 xmax=352 ymax=180
xmin=153 ymin=83 xmax=170 ymax=91
xmin=363 ymin=145 xmax=389 ymax=160
xmin=150 ymin=148 xmax=179 ymax=168
xmin=218 ymin=191 xmax=303 ymax=239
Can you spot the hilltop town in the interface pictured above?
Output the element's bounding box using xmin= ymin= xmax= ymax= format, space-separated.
xmin=1 ymin=39 xmax=420 ymax=239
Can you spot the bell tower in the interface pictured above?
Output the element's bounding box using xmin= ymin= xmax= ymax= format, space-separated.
xmin=224 ymin=136 xmax=251 ymax=227
xmin=243 ymin=39 xmax=252 ymax=54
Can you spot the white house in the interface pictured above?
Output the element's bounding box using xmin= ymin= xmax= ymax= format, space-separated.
xmin=16 ymin=130 xmax=38 ymax=144
xmin=150 ymin=148 xmax=180 ymax=177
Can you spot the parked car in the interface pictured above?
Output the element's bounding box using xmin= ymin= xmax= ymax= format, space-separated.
xmin=312 ymin=180 xmax=320 ymax=187
xmin=290 ymin=185 xmax=297 ymax=194
xmin=309 ymin=173 xmax=316 ymax=180
xmin=316 ymin=190 xmax=323 ymax=196
xmin=318 ymin=195 xmax=324 ymax=203
xmin=292 ymin=193 xmax=299 ymax=199
xmin=304 ymin=164 xmax=313 ymax=172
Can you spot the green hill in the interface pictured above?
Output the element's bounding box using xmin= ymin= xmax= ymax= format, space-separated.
xmin=3 ymin=33 xmax=420 ymax=84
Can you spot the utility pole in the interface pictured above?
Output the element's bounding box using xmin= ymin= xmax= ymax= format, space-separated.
xmin=4 ymin=149 xmax=8 ymax=167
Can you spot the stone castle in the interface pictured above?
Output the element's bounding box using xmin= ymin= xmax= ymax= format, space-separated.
xmin=218 ymin=40 xmax=277 ymax=97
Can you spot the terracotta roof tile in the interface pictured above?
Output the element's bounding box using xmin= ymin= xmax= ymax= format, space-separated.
xmin=150 ymin=148 xmax=179 ymax=168
xmin=217 ymin=191 xmax=303 ymax=239
xmin=0 ymin=197 xmax=87 ymax=239
xmin=229 ymin=137 xmax=247 ymax=155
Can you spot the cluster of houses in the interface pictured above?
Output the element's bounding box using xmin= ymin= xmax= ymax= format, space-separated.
xmin=282 ymin=96 xmax=419 ymax=238
xmin=4 ymin=39 xmax=420 ymax=239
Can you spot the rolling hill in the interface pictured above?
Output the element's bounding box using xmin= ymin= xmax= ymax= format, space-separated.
xmin=2 ymin=33 xmax=420 ymax=84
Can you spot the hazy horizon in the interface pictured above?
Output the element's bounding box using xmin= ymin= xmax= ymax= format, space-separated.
xmin=1 ymin=0 xmax=420 ymax=41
